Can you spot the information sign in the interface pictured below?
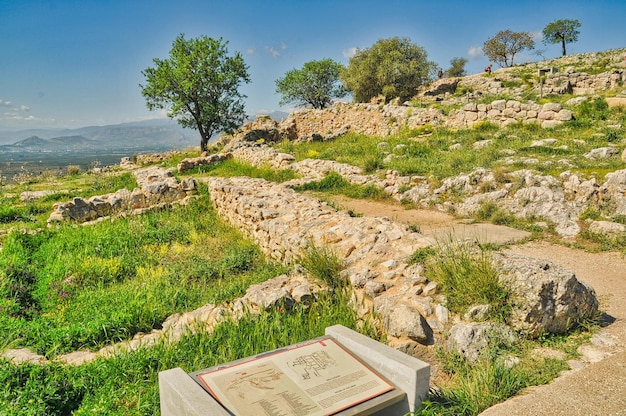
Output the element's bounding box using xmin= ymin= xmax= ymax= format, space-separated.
xmin=192 ymin=337 xmax=395 ymax=416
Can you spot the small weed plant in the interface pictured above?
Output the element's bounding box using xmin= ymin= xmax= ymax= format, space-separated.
xmin=300 ymin=244 xmax=345 ymax=291
xmin=425 ymin=242 xmax=511 ymax=322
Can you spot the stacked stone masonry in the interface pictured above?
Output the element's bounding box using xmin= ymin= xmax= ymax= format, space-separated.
xmin=222 ymin=62 xmax=625 ymax=145
xmin=48 ymin=165 xmax=195 ymax=224
xmin=450 ymin=101 xmax=573 ymax=128
xmin=207 ymin=176 xmax=598 ymax=352
xmin=204 ymin=139 xmax=626 ymax=238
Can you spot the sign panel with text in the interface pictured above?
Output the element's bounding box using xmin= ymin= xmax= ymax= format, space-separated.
xmin=192 ymin=337 xmax=395 ymax=416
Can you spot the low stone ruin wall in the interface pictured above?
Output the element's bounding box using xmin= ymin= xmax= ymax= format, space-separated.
xmin=192 ymin=139 xmax=626 ymax=238
xmin=449 ymin=100 xmax=573 ymax=128
xmin=543 ymin=69 xmax=626 ymax=96
xmin=207 ymin=176 xmax=599 ymax=353
xmin=228 ymin=99 xmax=577 ymax=152
xmin=281 ymin=103 xmax=444 ymax=141
xmin=48 ymin=166 xmax=195 ymax=224
xmin=208 ymin=175 xmax=442 ymax=350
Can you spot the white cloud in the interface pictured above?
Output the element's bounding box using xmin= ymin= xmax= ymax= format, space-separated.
xmin=343 ymin=47 xmax=358 ymax=59
xmin=2 ymin=104 xmax=53 ymax=124
xmin=532 ymin=30 xmax=543 ymax=42
xmin=246 ymin=48 xmax=256 ymax=55
xmin=281 ymin=42 xmax=287 ymax=50
xmin=468 ymin=45 xmax=483 ymax=60
xmin=265 ymin=46 xmax=280 ymax=58
xmin=5 ymin=112 xmax=35 ymax=121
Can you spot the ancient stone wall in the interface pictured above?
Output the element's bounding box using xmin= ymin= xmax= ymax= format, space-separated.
xmin=208 ymin=175 xmax=442 ymax=350
xmin=230 ymin=98 xmax=576 ymax=148
xmin=48 ymin=165 xmax=195 ymax=224
xmin=206 ymin=175 xmax=599 ymax=352
xmin=544 ymin=69 xmax=626 ymax=96
xmin=449 ymin=100 xmax=573 ymax=128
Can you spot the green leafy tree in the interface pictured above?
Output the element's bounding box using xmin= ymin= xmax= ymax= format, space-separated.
xmin=447 ymin=57 xmax=467 ymax=77
xmin=341 ymin=37 xmax=435 ymax=103
xmin=542 ymin=19 xmax=581 ymax=56
xmin=483 ymin=30 xmax=535 ymax=68
xmin=275 ymin=59 xmax=347 ymax=109
xmin=140 ymin=34 xmax=250 ymax=152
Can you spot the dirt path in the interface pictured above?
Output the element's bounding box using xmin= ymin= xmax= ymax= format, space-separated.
xmin=328 ymin=196 xmax=532 ymax=244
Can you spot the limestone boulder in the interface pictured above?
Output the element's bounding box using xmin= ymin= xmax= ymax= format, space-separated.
xmin=510 ymin=185 xmax=580 ymax=237
xmin=374 ymin=295 xmax=433 ymax=344
xmin=242 ymin=274 xmax=322 ymax=311
xmin=447 ymin=322 xmax=517 ymax=362
xmin=587 ymin=220 xmax=626 ymax=236
xmin=585 ymin=147 xmax=620 ymax=159
xmin=600 ymin=169 xmax=626 ymax=215
xmin=177 ymin=153 xmax=231 ymax=173
xmin=493 ymin=253 xmax=599 ymax=337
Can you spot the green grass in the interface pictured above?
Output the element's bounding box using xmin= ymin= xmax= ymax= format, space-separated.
xmin=0 ymin=289 xmax=379 ymax=415
xmin=0 ymin=171 xmax=138 ymax=230
xmin=0 ymin=191 xmax=286 ymax=357
xmin=475 ymin=200 xmax=517 ymax=226
xmin=273 ymin=101 xmax=626 ymax=184
xmin=293 ymin=171 xmax=389 ymax=200
xmin=417 ymin=349 xmax=567 ymax=416
xmin=178 ymin=158 xmax=299 ymax=183
xmin=300 ymin=244 xmax=345 ymax=290
xmin=423 ymin=243 xmax=512 ymax=323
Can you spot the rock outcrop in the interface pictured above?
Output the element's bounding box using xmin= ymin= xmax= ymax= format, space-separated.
xmin=494 ymin=253 xmax=599 ymax=336
xmin=195 ymin=139 xmax=626 ymax=237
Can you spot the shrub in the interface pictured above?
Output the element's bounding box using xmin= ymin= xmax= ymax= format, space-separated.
xmin=408 ymin=246 xmax=438 ymax=265
xmin=363 ymin=154 xmax=384 ymax=173
xmin=66 ymin=165 xmax=81 ymax=176
xmin=476 ymin=200 xmax=515 ymax=226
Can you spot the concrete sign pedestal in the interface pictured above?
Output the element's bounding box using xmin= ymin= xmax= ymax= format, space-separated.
xmin=159 ymin=325 xmax=430 ymax=415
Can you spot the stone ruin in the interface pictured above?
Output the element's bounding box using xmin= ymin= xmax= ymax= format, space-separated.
xmin=47 ymin=163 xmax=196 ymax=224
xmin=206 ymin=174 xmax=599 ymax=355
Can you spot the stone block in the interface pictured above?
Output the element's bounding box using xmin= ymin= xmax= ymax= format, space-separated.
xmin=159 ymin=367 xmax=230 ymax=416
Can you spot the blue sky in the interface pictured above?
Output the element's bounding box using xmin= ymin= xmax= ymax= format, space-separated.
xmin=1 ymin=0 xmax=624 ymax=130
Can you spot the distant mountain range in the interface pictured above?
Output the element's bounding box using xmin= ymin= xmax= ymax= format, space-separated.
xmin=0 ymin=119 xmax=199 ymax=152
xmin=0 ymin=111 xmax=289 ymax=152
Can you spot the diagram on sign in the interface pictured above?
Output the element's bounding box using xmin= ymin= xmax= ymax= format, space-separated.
xmin=288 ymin=350 xmax=335 ymax=380
xmin=226 ymin=365 xmax=284 ymax=399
